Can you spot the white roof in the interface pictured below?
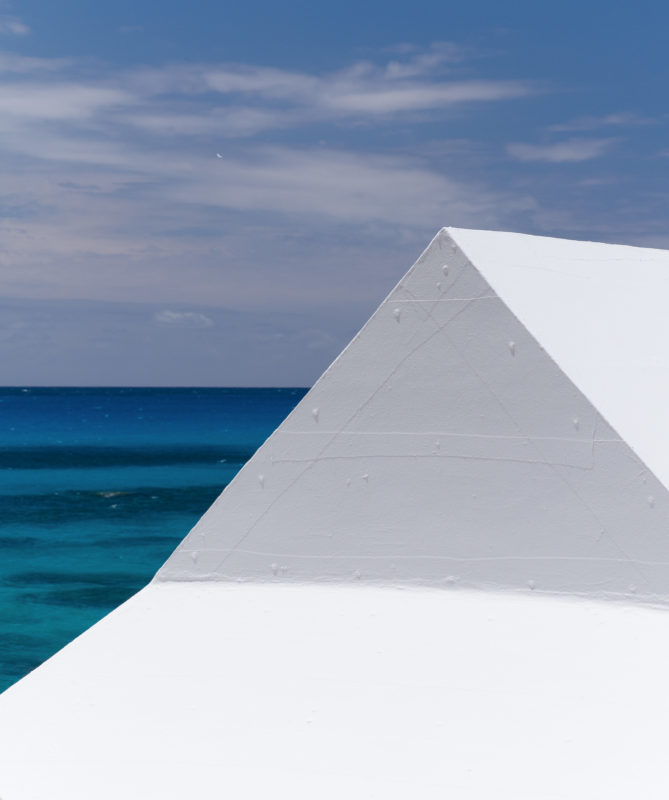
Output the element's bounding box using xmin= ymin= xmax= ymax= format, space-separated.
xmin=2 ymin=583 xmax=669 ymax=800
xmin=158 ymin=226 xmax=669 ymax=603
xmin=3 ymin=228 xmax=669 ymax=799
xmin=452 ymin=227 xmax=669 ymax=493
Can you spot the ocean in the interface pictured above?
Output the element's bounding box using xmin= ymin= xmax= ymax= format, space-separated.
xmin=0 ymin=387 xmax=307 ymax=693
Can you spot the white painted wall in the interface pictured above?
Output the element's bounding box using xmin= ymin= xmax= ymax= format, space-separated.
xmin=160 ymin=229 xmax=669 ymax=603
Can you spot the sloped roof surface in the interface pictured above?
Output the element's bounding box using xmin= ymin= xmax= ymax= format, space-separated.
xmin=159 ymin=228 xmax=669 ymax=603
xmin=452 ymin=227 xmax=669 ymax=493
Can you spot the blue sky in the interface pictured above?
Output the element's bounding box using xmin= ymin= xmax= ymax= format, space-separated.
xmin=1 ymin=0 xmax=668 ymax=385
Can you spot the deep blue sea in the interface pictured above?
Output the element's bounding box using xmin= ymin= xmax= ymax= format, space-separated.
xmin=0 ymin=387 xmax=307 ymax=693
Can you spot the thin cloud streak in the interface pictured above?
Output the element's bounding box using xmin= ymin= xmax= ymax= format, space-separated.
xmin=203 ymin=62 xmax=535 ymax=119
xmin=507 ymin=138 xmax=617 ymax=163
xmin=0 ymin=51 xmax=70 ymax=74
xmin=0 ymin=43 xmax=537 ymax=255
xmin=154 ymin=310 xmax=214 ymax=327
xmin=171 ymin=146 xmax=534 ymax=226
xmin=0 ymin=82 xmax=131 ymax=121
xmin=548 ymin=112 xmax=654 ymax=132
xmin=0 ymin=45 xmax=536 ymax=136
xmin=0 ymin=15 xmax=29 ymax=35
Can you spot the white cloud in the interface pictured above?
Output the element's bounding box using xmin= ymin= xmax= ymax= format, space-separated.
xmin=0 ymin=15 xmax=29 ymax=35
xmin=205 ymin=65 xmax=318 ymax=100
xmin=322 ymin=79 xmax=532 ymax=114
xmin=0 ymin=51 xmax=70 ymax=74
xmin=0 ymin=82 xmax=131 ymax=121
xmin=154 ymin=310 xmax=214 ymax=327
xmin=125 ymin=106 xmax=288 ymax=137
xmin=0 ymin=45 xmax=536 ymax=143
xmin=383 ymin=42 xmax=465 ymax=79
xmin=0 ymin=43 xmax=537 ymax=313
xmin=507 ymin=137 xmax=617 ymax=163
xmin=169 ymin=145 xmax=533 ymax=227
xmin=0 ymin=44 xmax=536 ymax=231
xmin=549 ymin=112 xmax=653 ymax=132
xmin=202 ymin=61 xmax=534 ymax=121
xmin=0 ymin=43 xmax=538 ymax=171
xmin=114 ymin=46 xmax=534 ymax=135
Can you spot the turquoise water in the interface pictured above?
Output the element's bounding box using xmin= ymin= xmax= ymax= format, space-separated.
xmin=0 ymin=387 xmax=307 ymax=692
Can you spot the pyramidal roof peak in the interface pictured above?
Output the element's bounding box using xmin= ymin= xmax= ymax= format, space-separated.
xmin=157 ymin=227 xmax=669 ymax=605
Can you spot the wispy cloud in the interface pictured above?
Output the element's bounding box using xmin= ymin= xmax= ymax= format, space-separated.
xmin=115 ymin=51 xmax=536 ymax=139
xmin=0 ymin=15 xmax=29 ymax=35
xmin=0 ymin=82 xmax=131 ymax=121
xmin=0 ymin=43 xmax=535 ymax=321
xmin=0 ymin=51 xmax=69 ymax=74
xmin=0 ymin=45 xmax=536 ymax=229
xmin=548 ymin=112 xmax=653 ymax=132
xmin=201 ymin=62 xmax=535 ymax=120
xmin=154 ymin=310 xmax=214 ymax=327
xmin=0 ymin=44 xmax=537 ymax=140
xmin=167 ymin=145 xmax=532 ymax=226
xmin=507 ymin=137 xmax=617 ymax=163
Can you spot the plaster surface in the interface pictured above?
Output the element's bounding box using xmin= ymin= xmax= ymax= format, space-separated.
xmin=3 ymin=583 xmax=669 ymax=800
xmin=452 ymin=228 xmax=669 ymax=495
xmin=159 ymin=228 xmax=669 ymax=603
